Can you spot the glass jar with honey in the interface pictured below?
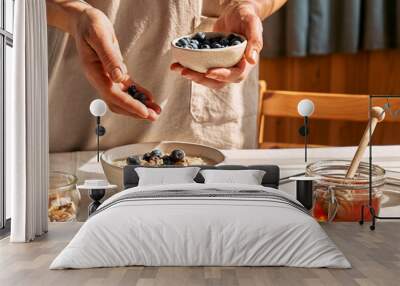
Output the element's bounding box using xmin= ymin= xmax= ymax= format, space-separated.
xmin=306 ymin=160 xmax=385 ymax=222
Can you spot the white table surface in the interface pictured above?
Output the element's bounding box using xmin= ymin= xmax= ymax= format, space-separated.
xmin=50 ymin=145 xmax=400 ymax=220
xmin=225 ymin=145 xmax=400 ymax=198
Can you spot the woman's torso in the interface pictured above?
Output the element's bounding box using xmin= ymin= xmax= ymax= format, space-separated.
xmin=48 ymin=0 xmax=258 ymax=152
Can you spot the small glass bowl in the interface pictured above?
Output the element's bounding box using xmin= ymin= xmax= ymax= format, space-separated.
xmin=48 ymin=172 xmax=80 ymax=222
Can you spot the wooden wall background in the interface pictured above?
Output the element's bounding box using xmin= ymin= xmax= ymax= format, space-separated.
xmin=259 ymin=50 xmax=400 ymax=147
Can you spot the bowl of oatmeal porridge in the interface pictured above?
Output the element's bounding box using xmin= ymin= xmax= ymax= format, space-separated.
xmin=101 ymin=141 xmax=225 ymax=188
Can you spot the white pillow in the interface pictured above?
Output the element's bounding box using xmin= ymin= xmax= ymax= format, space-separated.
xmin=200 ymin=169 xmax=266 ymax=185
xmin=135 ymin=167 xmax=200 ymax=186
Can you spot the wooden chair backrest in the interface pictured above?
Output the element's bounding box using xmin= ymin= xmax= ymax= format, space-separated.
xmin=258 ymin=85 xmax=400 ymax=148
xmin=261 ymin=90 xmax=400 ymax=122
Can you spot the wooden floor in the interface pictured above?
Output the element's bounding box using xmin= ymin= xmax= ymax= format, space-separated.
xmin=0 ymin=222 xmax=399 ymax=286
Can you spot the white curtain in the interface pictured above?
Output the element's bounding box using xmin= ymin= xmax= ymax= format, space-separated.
xmin=8 ymin=0 xmax=49 ymax=242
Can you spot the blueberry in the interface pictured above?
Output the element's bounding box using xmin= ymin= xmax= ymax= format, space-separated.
xmin=150 ymin=149 xmax=163 ymax=158
xmin=142 ymin=152 xmax=152 ymax=162
xmin=211 ymin=36 xmax=222 ymax=43
xmin=193 ymin=32 xmax=206 ymax=42
xmin=190 ymin=39 xmax=200 ymax=46
xmin=231 ymin=40 xmax=242 ymax=46
xmin=228 ymin=34 xmax=243 ymax=43
xmin=133 ymin=92 xmax=147 ymax=104
xmin=127 ymin=85 xmax=137 ymax=97
xmin=230 ymin=37 xmax=243 ymax=44
xmin=190 ymin=43 xmax=199 ymax=49
xmin=211 ymin=42 xmax=223 ymax=49
xmin=227 ymin=34 xmax=237 ymax=42
xmin=127 ymin=85 xmax=147 ymax=104
xmin=170 ymin=149 xmax=185 ymax=162
xmin=177 ymin=38 xmax=192 ymax=48
xmin=200 ymin=44 xmax=210 ymax=49
xmin=177 ymin=38 xmax=187 ymax=46
xmin=179 ymin=38 xmax=188 ymax=44
xmin=126 ymin=155 xmax=141 ymax=165
xmin=162 ymin=155 xmax=173 ymax=165
xmin=220 ymin=38 xmax=229 ymax=47
xmin=226 ymin=34 xmax=243 ymax=45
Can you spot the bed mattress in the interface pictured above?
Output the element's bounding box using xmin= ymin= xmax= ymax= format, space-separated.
xmin=50 ymin=183 xmax=351 ymax=269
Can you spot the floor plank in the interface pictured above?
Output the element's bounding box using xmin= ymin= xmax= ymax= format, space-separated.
xmin=1 ymin=222 xmax=399 ymax=286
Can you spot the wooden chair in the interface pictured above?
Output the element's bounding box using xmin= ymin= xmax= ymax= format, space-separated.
xmin=257 ymin=81 xmax=400 ymax=148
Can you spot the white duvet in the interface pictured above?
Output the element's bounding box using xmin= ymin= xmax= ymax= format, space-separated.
xmin=50 ymin=183 xmax=351 ymax=269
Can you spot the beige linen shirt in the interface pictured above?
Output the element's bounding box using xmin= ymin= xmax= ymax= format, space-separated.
xmin=48 ymin=0 xmax=258 ymax=152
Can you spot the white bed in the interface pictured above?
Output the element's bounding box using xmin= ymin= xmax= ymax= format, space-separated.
xmin=50 ymin=183 xmax=351 ymax=269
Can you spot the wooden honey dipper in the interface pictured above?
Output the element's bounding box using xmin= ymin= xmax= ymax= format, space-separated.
xmin=345 ymin=107 xmax=385 ymax=178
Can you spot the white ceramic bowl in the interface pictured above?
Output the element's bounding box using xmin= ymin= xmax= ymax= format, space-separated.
xmin=101 ymin=141 xmax=226 ymax=188
xmin=171 ymin=32 xmax=247 ymax=73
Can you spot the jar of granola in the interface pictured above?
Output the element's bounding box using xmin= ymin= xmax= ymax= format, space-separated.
xmin=306 ymin=160 xmax=385 ymax=222
xmin=48 ymin=172 xmax=80 ymax=222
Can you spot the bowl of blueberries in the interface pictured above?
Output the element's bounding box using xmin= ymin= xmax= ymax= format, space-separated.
xmin=171 ymin=32 xmax=247 ymax=73
xmin=101 ymin=141 xmax=226 ymax=188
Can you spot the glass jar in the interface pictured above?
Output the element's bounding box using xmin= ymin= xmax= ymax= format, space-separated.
xmin=306 ymin=160 xmax=385 ymax=222
xmin=48 ymin=172 xmax=80 ymax=222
